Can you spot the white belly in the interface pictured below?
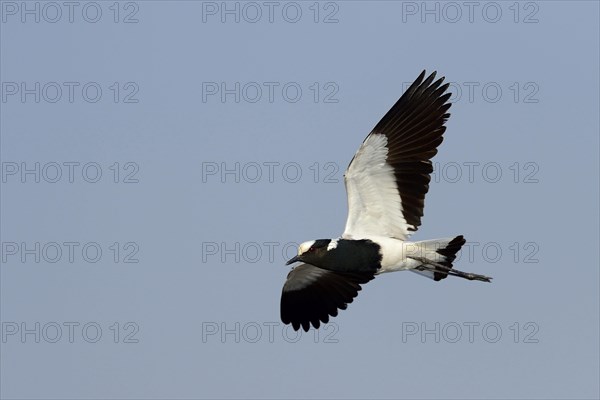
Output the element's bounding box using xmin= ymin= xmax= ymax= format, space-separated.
xmin=363 ymin=236 xmax=423 ymax=274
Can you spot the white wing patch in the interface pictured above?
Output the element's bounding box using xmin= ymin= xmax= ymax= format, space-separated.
xmin=327 ymin=238 xmax=339 ymax=251
xmin=342 ymin=133 xmax=413 ymax=240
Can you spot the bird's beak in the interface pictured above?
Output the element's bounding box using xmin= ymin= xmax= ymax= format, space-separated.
xmin=286 ymin=255 xmax=301 ymax=265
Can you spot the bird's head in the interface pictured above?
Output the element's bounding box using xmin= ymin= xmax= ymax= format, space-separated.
xmin=286 ymin=239 xmax=334 ymax=266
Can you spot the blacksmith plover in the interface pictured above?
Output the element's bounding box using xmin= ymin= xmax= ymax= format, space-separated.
xmin=281 ymin=71 xmax=492 ymax=332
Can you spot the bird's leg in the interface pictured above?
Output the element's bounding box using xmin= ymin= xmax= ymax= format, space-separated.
xmin=410 ymin=257 xmax=492 ymax=283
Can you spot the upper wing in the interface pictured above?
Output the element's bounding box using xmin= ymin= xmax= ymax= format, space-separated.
xmin=280 ymin=263 xmax=374 ymax=332
xmin=343 ymin=71 xmax=452 ymax=240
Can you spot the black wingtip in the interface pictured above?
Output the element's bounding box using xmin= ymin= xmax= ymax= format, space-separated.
xmin=422 ymin=71 xmax=436 ymax=86
xmin=422 ymin=71 xmax=448 ymax=91
xmin=424 ymin=70 xmax=440 ymax=81
xmin=281 ymin=265 xmax=375 ymax=331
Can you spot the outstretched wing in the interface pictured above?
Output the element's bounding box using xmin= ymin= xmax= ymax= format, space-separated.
xmin=280 ymin=264 xmax=374 ymax=331
xmin=343 ymin=71 xmax=452 ymax=240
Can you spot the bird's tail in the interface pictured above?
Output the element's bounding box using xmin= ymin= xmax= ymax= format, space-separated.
xmin=409 ymin=235 xmax=491 ymax=282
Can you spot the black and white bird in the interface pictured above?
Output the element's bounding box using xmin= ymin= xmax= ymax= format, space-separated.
xmin=281 ymin=70 xmax=492 ymax=332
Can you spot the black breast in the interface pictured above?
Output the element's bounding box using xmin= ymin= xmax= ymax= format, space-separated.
xmin=320 ymin=239 xmax=382 ymax=273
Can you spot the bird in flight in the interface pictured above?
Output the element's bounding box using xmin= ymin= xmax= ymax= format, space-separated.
xmin=281 ymin=70 xmax=492 ymax=332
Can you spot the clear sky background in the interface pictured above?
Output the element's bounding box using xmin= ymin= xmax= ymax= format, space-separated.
xmin=1 ymin=1 xmax=599 ymax=399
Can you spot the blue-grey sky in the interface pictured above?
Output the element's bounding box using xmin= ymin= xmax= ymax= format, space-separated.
xmin=1 ymin=1 xmax=599 ymax=399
